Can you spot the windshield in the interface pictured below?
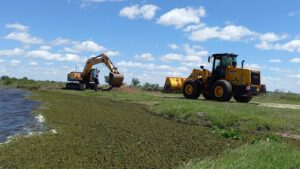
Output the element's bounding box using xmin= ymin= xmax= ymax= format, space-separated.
xmin=224 ymin=56 xmax=237 ymax=66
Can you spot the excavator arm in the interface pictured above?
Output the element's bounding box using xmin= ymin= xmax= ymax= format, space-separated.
xmin=82 ymin=53 xmax=119 ymax=76
xmin=82 ymin=53 xmax=124 ymax=88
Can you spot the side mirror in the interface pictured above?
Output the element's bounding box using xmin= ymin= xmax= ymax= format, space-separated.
xmin=208 ymin=56 xmax=211 ymax=63
xmin=241 ymin=60 xmax=245 ymax=69
xmin=200 ymin=65 xmax=204 ymax=70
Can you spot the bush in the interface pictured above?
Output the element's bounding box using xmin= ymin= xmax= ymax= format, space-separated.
xmin=131 ymin=78 xmax=140 ymax=87
xmin=212 ymin=126 xmax=240 ymax=140
xmin=4 ymin=78 xmax=15 ymax=85
xmin=1 ymin=75 xmax=9 ymax=80
xmin=142 ymin=82 xmax=162 ymax=91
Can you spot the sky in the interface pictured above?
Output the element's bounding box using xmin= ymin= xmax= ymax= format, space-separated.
xmin=0 ymin=0 xmax=300 ymax=93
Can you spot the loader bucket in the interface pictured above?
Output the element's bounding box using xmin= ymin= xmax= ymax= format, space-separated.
xmin=108 ymin=72 xmax=124 ymax=87
xmin=164 ymin=77 xmax=187 ymax=93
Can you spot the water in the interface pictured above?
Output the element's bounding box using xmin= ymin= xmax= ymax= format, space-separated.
xmin=0 ymin=87 xmax=43 ymax=143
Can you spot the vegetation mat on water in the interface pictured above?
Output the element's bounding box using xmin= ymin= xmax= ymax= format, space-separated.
xmin=0 ymin=90 xmax=237 ymax=169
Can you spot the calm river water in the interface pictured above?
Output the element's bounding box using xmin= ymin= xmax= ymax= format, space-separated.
xmin=0 ymin=87 xmax=42 ymax=143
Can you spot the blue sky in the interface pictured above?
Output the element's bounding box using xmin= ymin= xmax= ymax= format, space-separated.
xmin=0 ymin=0 xmax=300 ymax=92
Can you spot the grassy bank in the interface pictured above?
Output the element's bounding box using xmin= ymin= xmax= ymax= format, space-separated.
xmin=0 ymin=90 xmax=237 ymax=168
xmin=0 ymin=81 xmax=300 ymax=168
xmin=0 ymin=77 xmax=65 ymax=90
xmin=186 ymin=141 xmax=300 ymax=169
xmin=59 ymin=90 xmax=300 ymax=135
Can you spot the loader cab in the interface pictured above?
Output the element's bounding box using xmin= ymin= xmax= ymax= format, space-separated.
xmin=211 ymin=53 xmax=238 ymax=80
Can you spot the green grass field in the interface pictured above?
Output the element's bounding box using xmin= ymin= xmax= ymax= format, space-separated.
xmin=0 ymin=79 xmax=300 ymax=168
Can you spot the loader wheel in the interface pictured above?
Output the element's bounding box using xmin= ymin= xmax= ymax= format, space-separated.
xmin=234 ymin=96 xmax=252 ymax=103
xmin=211 ymin=80 xmax=232 ymax=101
xmin=183 ymin=80 xmax=201 ymax=99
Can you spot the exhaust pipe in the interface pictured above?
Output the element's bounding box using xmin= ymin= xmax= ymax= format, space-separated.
xmin=241 ymin=60 xmax=245 ymax=69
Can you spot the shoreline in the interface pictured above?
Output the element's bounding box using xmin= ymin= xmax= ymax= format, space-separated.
xmin=0 ymin=87 xmax=49 ymax=144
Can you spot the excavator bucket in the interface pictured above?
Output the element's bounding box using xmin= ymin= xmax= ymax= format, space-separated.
xmin=164 ymin=77 xmax=187 ymax=93
xmin=108 ymin=72 xmax=124 ymax=87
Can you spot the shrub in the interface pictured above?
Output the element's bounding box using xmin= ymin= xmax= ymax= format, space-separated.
xmin=131 ymin=78 xmax=140 ymax=87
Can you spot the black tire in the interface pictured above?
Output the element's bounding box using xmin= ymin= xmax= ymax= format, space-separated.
xmin=183 ymin=80 xmax=201 ymax=99
xmin=211 ymin=80 xmax=232 ymax=101
xmin=234 ymin=96 xmax=252 ymax=103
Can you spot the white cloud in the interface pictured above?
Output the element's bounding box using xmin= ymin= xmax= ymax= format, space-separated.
xmin=135 ymin=53 xmax=155 ymax=61
xmin=275 ymin=39 xmax=300 ymax=52
xmin=106 ymin=50 xmax=120 ymax=57
xmin=29 ymin=61 xmax=38 ymax=66
xmin=161 ymin=53 xmax=183 ymax=62
xmin=119 ymin=4 xmax=159 ymax=20
xmin=259 ymin=32 xmax=287 ymax=42
xmin=288 ymin=11 xmax=300 ymax=16
xmin=5 ymin=31 xmax=43 ymax=44
xmin=257 ymin=39 xmax=300 ymax=52
xmin=255 ymin=41 xmax=273 ymax=50
xmin=157 ymin=7 xmax=205 ymax=28
xmin=288 ymin=73 xmax=300 ymax=79
xmin=168 ymin=43 xmax=178 ymax=49
xmin=181 ymin=44 xmax=209 ymax=67
xmin=26 ymin=50 xmax=82 ymax=62
xmin=51 ymin=37 xmax=77 ymax=46
xmin=290 ymin=58 xmax=300 ymax=63
xmin=117 ymin=61 xmax=189 ymax=73
xmin=188 ymin=25 xmax=255 ymax=41
xmin=65 ymin=40 xmax=106 ymax=53
xmin=256 ymin=33 xmax=287 ymax=50
xmin=39 ymin=45 xmax=52 ymax=51
xmin=0 ymin=48 xmax=25 ymax=56
xmin=0 ymin=59 xmax=5 ymax=63
xmin=268 ymin=59 xmax=282 ymax=63
xmin=80 ymin=0 xmax=124 ymax=8
xmin=6 ymin=23 xmax=28 ymax=32
xmin=245 ymin=63 xmax=260 ymax=70
xmin=183 ymin=44 xmax=208 ymax=57
xmin=10 ymin=60 xmax=21 ymax=66
xmin=5 ymin=23 xmax=43 ymax=44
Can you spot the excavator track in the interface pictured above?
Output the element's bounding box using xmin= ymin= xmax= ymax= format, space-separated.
xmin=66 ymin=83 xmax=85 ymax=90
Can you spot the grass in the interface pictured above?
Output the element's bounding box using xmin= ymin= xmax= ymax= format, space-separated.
xmin=0 ymin=77 xmax=65 ymax=90
xmin=59 ymin=90 xmax=300 ymax=134
xmin=185 ymin=141 xmax=300 ymax=169
xmin=253 ymin=92 xmax=300 ymax=105
xmin=0 ymin=81 xmax=300 ymax=168
xmin=0 ymin=90 xmax=237 ymax=169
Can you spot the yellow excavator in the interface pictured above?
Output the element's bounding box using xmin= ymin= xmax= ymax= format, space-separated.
xmin=164 ymin=53 xmax=266 ymax=102
xmin=66 ymin=53 xmax=124 ymax=91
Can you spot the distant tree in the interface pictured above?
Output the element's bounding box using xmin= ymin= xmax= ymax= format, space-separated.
xmin=104 ymin=76 xmax=110 ymax=83
xmin=131 ymin=78 xmax=140 ymax=87
xmin=143 ymin=82 xmax=151 ymax=90
xmin=21 ymin=77 xmax=28 ymax=80
xmin=274 ymin=89 xmax=284 ymax=93
xmin=1 ymin=75 xmax=9 ymax=80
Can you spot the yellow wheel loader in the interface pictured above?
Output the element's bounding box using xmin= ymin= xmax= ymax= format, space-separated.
xmin=165 ymin=53 xmax=266 ymax=103
xmin=66 ymin=53 xmax=124 ymax=91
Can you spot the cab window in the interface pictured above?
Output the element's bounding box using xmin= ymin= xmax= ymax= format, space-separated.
xmin=214 ymin=58 xmax=221 ymax=70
